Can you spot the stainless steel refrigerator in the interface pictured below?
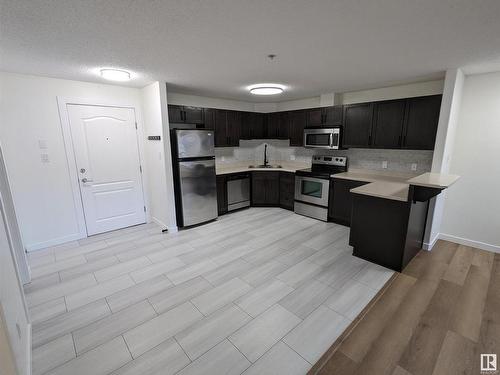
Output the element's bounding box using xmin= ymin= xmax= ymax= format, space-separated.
xmin=171 ymin=129 xmax=218 ymax=227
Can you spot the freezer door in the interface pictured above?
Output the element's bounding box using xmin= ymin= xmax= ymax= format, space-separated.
xmin=178 ymin=159 xmax=218 ymax=226
xmin=176 ymin=129 xmax=215 ymax=159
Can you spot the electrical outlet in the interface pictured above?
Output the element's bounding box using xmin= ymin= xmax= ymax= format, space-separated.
xmin=221 ymin=156 xmax=225 ymax=162
xmin=290 ymin=155 xmax=296 ymax=161
xmin=411 ymin=163 xmax=418 ymax=171
xmin=382 ymin=161 xmax=388 ymax=169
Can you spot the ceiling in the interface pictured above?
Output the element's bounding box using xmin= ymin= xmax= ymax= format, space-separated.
xmin=1 ymin=0 xmax=500 ymax=102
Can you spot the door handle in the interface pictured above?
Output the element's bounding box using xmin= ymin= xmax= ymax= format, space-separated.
xmin=81 ymin=178 xmax=94 ymax=183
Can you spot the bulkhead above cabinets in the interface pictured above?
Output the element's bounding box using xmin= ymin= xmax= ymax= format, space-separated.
xmin=167 ymin=94 xmax=442 ymax=150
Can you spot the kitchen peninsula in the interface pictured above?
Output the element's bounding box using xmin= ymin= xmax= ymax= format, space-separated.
xmin=340 ymin=171 xmax=460 ymax=271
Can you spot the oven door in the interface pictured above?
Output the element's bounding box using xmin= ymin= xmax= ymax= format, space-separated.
xmin=295 ymin=176 xmax=330 ymax=207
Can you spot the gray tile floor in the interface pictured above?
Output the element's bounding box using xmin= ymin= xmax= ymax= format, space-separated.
xmin=25 ymin=208 xmax=394 ymax=375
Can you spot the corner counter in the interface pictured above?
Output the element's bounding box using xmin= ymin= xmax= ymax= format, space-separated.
xmin=345 ymin=170 xmax=459 ymax=272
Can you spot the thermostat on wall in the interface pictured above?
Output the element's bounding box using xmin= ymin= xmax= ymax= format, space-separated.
xmin=148 ymin=136 xmax=161 ymax=141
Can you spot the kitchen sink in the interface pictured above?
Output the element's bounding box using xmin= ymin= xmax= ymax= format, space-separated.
xmin=248 ymin=164 xmax=282 ymax=169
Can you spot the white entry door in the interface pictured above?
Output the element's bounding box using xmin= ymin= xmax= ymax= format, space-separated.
xmin=67 ymin=104 xmax=146 ymax=236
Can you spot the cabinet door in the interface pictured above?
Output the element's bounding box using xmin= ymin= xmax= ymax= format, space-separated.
xmin=343 ymin=103 xmax=374 ymax=148
xmin=241 ymin=112 xmax=265 ymax=139
xmin=252 ymin=113 xmax=265 ymax=139
xmin=372 ymin=99 xmax=406 ymax=148
xmin=265 ymin=172 xmax=281 ymax=204
xmin=323 ymin=106 xmax=343 ymax=125
xmin=288 ymin=111 xmax=307 ymax=146
xmin=279 ymin=172 xmax=295 ymax=210
xmin=306 ymin=108 xmax=323 ymax=126
xmin=203 ymin=108 xmax=216 ymax=130
xmin=216 ymin=175 xmax=227 ymax=215
xmin=168 ymin=105 xmax=184 ymax=123
xmin=226 ymin=111 xmax=242 ymax=146
xmin=403 ymin=95 xmax=442 ymax=150
xmin=251 ymin=172 xmax=268 ymax=205
xmin=278 ymin=112 xmax=290 ymax=140
xmin=240 ymin=112 xmax=252 ymax=139
xmin=330 ymin=179 xmax=369 ymax=225
xmin=266 ymin=112 xmax=281 ymax=139
xmin=183 ymin=106 xmax=204 ymax=124
xmin=214 ymin=110 xmax=228 ymax=147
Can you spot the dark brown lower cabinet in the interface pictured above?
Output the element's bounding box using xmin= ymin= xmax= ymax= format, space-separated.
xmin=279 ymin=172 xmax=295 ymax=210
xmin=329 ymin=178 xmax=369 ymax=225
xmin=251 ymin=171 xmax=280 ymax=206
xmin=216 ymin=175 xmax=227 ymax=215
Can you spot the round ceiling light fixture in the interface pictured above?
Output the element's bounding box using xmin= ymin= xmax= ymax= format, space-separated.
xmin=248 ymin=83 xmax=285 ymax=96
xmin=100 ymin=68 xmax=131 ymax=82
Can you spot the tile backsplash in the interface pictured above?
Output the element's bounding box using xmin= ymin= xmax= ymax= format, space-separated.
xmin=215 ymin=139 xmax=433 ymax=173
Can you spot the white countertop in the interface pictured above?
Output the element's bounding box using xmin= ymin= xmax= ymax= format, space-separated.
xmin=406 ymin=172 xmax=460 ymax=189
xmin=350 ymin=181 xmax=410 ymax=202
xmin=332 ymin=169 xmax=418 ymax=183
xmin=333 ymin=169 xmax=460 ymax=202
xmin=216 ymin=162 xmax=309 ymax=175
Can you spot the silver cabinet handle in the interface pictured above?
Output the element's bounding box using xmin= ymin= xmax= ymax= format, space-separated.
xmin=81 ymin=178 xmax=93 ymax=183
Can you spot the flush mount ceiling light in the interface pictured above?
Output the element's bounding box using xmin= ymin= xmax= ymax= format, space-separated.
xmin=100 ymin=68 xmax=131 ymax=82
xmin=248 ymin=83 xmax=285 ymax=95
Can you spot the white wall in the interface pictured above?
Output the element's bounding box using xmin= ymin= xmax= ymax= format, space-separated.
xmin=339 ymin=79 xmax=444 ymax=104
xmin=168 ymin=79 xmax=444 ymax=113
xmin=166 ymin=92 xmax=255 ymax=111
xmin=423 ymin=70 xmax=464 ymax=249
xmin=141 ymin=82 xmax=177 ymax=231
xmin=0 ymin=72 xmax=147 ymax=250
xmin=439 ymin=71 xmax=500 ymax=252
xmin=0 ymin=199 xmax=31 ymax=375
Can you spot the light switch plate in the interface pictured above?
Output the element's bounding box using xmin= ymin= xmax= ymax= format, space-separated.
xmin=40 ymin=153 xmax=50 ymax=163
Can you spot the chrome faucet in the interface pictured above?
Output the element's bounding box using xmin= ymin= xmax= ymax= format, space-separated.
xmin=264 ymin=144 xmax=268 ymax=166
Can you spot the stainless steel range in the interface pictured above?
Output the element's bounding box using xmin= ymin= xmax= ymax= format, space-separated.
xmin=294 ymin=155 xmax=348 ymax=221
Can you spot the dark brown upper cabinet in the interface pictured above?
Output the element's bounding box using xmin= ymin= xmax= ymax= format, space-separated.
xmin=372 ymin=99 xmax=407 ymax=149
xmin=306 ymin=106 xmax=343 ymax=126
xmin=287 ymin=110 xmax=307 ymax=147
xmin=167 ymin=105 xmax=184 ymax=123
xmin=343 ymin=103 xmax=374 ymax=148
xmin=214 ymin=109 xmax=241 ymax=147
xmin=226 ymin=111 xmax=242 ymax=147
xmin=403 ymin=95 xmax=442 ymax=150
xmin=241 ymin=112 xmax=265 ymax=139
xmin=266 ymin=112 xmax=289 ymax=139
xmin=167 ymin=105 xmax=204 ymax=124
xmin=306 ymin=108 xmax=323 ymax=126
xmin=203 ymin=108 xmax=215 ymax=130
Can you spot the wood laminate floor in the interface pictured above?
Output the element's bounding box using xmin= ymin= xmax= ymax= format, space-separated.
xmin=25 ymin=208 xmax=395 ymax=375
xmin=310 ymin=240 xmax=500 ymax=375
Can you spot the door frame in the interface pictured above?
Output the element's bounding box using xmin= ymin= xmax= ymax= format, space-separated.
xmin=57 ymin=97 xmax=150 ymax=240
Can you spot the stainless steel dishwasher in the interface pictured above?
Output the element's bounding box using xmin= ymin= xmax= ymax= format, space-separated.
xmin=227 ymin=173 xmax=250 ymax=211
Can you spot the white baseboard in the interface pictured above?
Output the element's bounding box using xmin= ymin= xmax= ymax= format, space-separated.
xmin=439 ymin=233 xmax=500 ymax=254
xmin=422 ymin=234 xmax=440 ymax=251
xmin=151 ymin=217 xmax=178 ymax=233
xmin=25 ymin=232 xmax=84 ymax=252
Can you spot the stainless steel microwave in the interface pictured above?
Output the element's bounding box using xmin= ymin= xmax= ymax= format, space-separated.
xmin=303 ymin=127 xmax=341 ymax=149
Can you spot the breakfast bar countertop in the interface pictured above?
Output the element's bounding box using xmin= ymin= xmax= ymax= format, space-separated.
xmin=332 ymin=169 xmax=460 ymax=202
